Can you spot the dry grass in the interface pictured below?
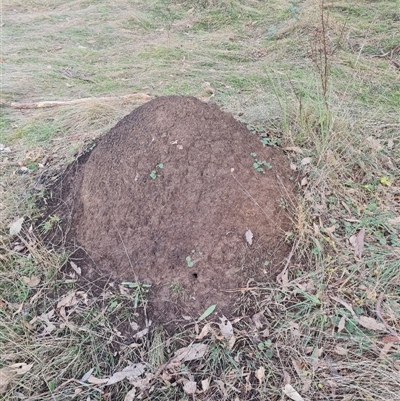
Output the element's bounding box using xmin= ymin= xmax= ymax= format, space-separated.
xmin=1 ymin=0 xmax=400 ymax=399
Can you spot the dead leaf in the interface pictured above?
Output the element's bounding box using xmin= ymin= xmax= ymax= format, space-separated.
xmin=0 ymin=363 xmax=33 ymax=393
xmin=255 ymin=366 xmax=265 ymax=384
xmin=245 ymin=229 xmax=253 ymax=245
xmin=106 ymin=363 xmax=146 ymax=385
xmin=381 ymin=335 xmax=400 ymax=343
xmin=197 ymin=323 xmax=212 ymax=340
xmin=57 ymin=292 xmax=78 ymax=308
xmin=330 ymin=296 xmax=356 ymax=317
xmin=283 ymin=384 xmax=304 ymax=401
xmin=218 ymin=316 xmax=234 ymax=340
xmin=388 ymin=216 xmax=400 ymax=225
xmin=338 ymin=316 xmax=346 ymax=332
xmin=134 ymin=327 xmax=149 ymax=339
xmin=22 ymin=276 xmax=41 ymax=288
xmin=183 ymin=380 xmax=197 ymax=394
xmin=201 ymin=378 xmax=210 ymax=392
xmin=70 ymin=262 xmax=81 ymax=275
xmin=252 ymin=312 xmax=266 ymax=329
xmin=351 ymin=227 xmax=365 ymax=258
xmin=87 ymin=375 xmax=109 ymax=385
xmin=283 ymin=370 xmax=291 ymax=385
xmin=357 ymin=316 xmax=386 ymax=331
xmin=124 ymin=388 xmax=136 ymax=401
xmin=379 ymin=342 xmax=393 ymax=359
xmin=173 ymin=343 xmax=208 ymax=362
xmin=334 ymin=345 xmax=348 ymax=355
xmin=9 ymin=217 xmax=24 ymax=236
xmin=290 ymin=162 xmax=297 ymax=171
xmin=300 ymin=157 xmax=312 ymax=166
xmin=301 ymin=177 xmax=308 ymax=186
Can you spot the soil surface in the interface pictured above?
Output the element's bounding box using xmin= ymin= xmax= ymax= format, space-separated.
xmin=50 ymin=96 xmax=296 ymax=327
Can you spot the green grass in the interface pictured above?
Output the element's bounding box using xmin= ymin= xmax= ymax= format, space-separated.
xmin=1 ymin=0 xmax=400 ymax=399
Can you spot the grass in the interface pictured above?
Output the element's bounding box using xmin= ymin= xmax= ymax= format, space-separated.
xmin=1 ymin=0 xmax=400 ymax=399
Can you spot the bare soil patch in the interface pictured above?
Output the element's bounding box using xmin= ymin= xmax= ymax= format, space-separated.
xmin=49 ymin=96 xmax=296 ymax=326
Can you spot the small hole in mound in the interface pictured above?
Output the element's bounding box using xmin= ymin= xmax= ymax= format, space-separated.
xmin=192 ymin=273 xmax=198 ymax=279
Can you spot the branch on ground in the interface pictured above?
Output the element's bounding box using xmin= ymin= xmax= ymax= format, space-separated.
xmin=9 ymin=93 xmax=153 ymax=109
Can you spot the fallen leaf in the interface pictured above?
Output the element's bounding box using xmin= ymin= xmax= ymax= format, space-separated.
xmin=338 ymin=316 xmax=346 ymax=332
xmin=245 ymin=229 xmax=253 ymax=245
xmin=22 ymin=276 xmax=41 ymax=288
xmin=381 ymin=335 xmax=400 ymax=343
xmin=379 ymin=342 xmax=393 ymax=359
xmin=197 ymin=323 xmax=212 ymax=340
xmin=201 ymin=378 xmax=210 ymax=392
xmin=300 ymin=157 xmax=312 ymax=166
xmin=218 ymin=316 xmax=233 ymax=340
xmin=357 ymin=316 xmax=386 ymax=331
xmin=388 ymin=216 xmax=400 ymax=225
xmin=134 ymin=327 xmax=149 ymax=339
xmin=252 ymin=312 xmax=266 ymax=329
xmin=351 ymin=227 xmax=365 ymax=258
xmin=290 ymin=162 xmax=297 ymax=171
xmin=80 ymin=368 xmax=94 ymax=382
xmin=255 ymin=366 xmax=265 ymax=384
xmin=283 ymin=384 xmax=304 ymax=401
xmin=283 ymin=370 xmax=291 ymax=385
xmin=87 ymin=375 xmax=109 ymax=385
xmin=124 ymin=388 xmax=136 ymax=401
xmin=0 ymin=363 xmax=33 ymax=394
xmin=106 ymin=363 xmax=146 ymax=385
xmin=9 ymin=217 xmax=24 ymax=236
xmin=57 ymin=292 xmax=78 ymax=308
xmin=173 ymin=343 xmax=208 ymax=362
xmin=198 ymin=304 xmax=216 ymax=321
xmin=70 ymin=262 xmax=81 ymax=275
xmin=183 ymin=380 xmax=197 ymax=394
xmin=301 ymin=177 xmax=308 ymax=186
xmin=334 ymin=345 xmax=348 ymax=355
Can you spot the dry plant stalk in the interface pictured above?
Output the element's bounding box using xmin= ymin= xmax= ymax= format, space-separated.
xmin=10 ymin=93 xmax=153 ymax=109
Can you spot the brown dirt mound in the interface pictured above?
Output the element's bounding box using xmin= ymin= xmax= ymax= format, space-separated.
xmin=52 ymin=96 xmax=296 ymax=325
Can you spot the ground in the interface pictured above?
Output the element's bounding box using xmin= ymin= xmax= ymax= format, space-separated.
xmin=1 ymin=1 xmax=400 ymax=400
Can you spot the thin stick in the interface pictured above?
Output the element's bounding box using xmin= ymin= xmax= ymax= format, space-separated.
xmin=9 ymin=93 xmax=153 ymax=109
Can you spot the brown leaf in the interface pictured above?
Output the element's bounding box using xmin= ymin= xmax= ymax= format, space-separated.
xmin=87 ymin=375 xmax=109 ymax=385
xmin=255 ymin=366 xmax=265 ymax=384
xmin=338 ymin=316 xmax=346 ymax=332
xmin=0 ymin=363 xmax=33 ymax=394
xmin=357 ymin=316 xmax=386 ymax=331
xmin=201 ymin=378 xmax=210 ymax=392
xmin=173 ymin=343 xmax=208 ymax=362
xmin=197 ymin=323 xmax=212 ymax=340
xmin=218 ymin=316 xmax=234 ymax=340
xmin=381 ymin=335 xmax=400 ymax=343
xmin=379 ymin=342 xmax=393 ymax=359
xmin=283 ymin=384 xmax=304 ymax=401
xmin=183 ymin=380 xmax=197 ymax=394
xmin=22 ymin=276 xmax=41 ymax=288
xmin=106 ymin=363 xmax=146 ymax=385
xmin=251 ymin=312 xmax=266 ymax=329
xmin=245 ymin=229 xmax=253 ymax=245
xmin=300 ymin=157 xmax=312 ymax=166
xmin=350 ymin=227 xmax=365 ymax=258
xmin=334 ymin=345 xmax=348 ymax=355
xmin=57 ymin=292 xmax=78 ymax=308
xmin=124 ymin=388 xmax=136 ymax=401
